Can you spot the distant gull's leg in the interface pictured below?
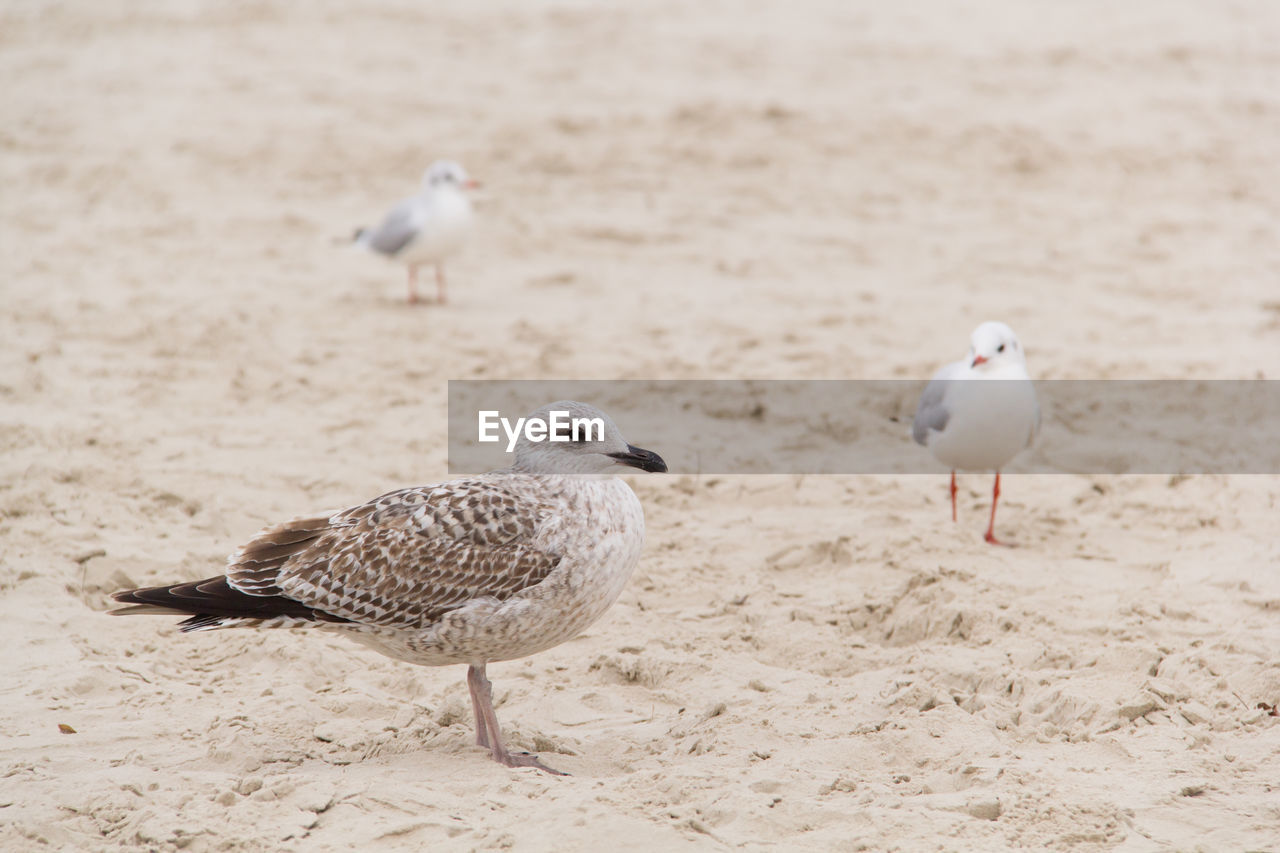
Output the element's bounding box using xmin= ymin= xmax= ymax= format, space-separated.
xmin=466 ymin=664 xmax=492 ymax=749
xmin=470 ymin=663 xmax=568 ymax=776
xmin=984 ymin=472 xmax=1003 ymax=545
xmin=435 ymin=264 xmax=448 ymax=305
xmin=949 ymin=471 xmax=958 ymax=522
xmin=407 ymin=265 xmax=420 ymax=304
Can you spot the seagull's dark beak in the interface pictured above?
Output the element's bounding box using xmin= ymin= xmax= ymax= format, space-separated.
xmin=608 ymin=445 xmax=667 ymax=473
xmin=971 ymin=354 xmax=988 ymax=367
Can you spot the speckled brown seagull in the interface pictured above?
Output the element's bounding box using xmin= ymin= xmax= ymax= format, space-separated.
xmin=111 ymin=401 xmax=666 ymax=775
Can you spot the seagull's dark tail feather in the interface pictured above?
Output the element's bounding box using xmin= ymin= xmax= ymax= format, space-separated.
xmin=111 ymin=576 xmax=351 ymax=633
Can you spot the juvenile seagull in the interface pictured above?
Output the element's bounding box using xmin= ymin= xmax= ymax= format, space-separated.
xmin=111 ymin=401 xmax=666 ymax=775
xmin=913 ymin=322 xmax=1039 ymax=544
xmin=354 ymin=160 xmax=477 ymax=305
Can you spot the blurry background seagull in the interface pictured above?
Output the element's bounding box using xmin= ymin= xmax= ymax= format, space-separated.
xmin=111 ymin=401 xmax=666 ymax=775
xmin=912 ymin=321 xmax=1039 ymax=544
xmin=353 ymin=159 xmax=478 ymax=305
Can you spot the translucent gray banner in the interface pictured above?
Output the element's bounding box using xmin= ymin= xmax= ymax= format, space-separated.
xmin=446 ymin=380 xmax=1280 ymax=475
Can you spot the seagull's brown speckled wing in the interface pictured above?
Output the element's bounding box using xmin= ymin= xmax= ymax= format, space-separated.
xmin=225 ymin=479 xmax=563 ymax=630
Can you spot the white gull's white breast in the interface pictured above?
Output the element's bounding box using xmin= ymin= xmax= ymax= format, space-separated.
xmin=397 ymin=186 xmax=473 ymax=266
xmin=924 ymin=369 xmax=1038 ymax=472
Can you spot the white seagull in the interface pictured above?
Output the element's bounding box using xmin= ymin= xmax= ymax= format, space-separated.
xmin=111 ymin=402 xmax=666 ymax=775
xmin=912 ymin=321 xmax=1039 ymax=544
xmin=354 ymin=160 xmax=477 ymax=305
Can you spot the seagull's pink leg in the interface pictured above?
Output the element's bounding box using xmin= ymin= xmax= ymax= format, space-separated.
xmin=466 ymin=663 xmax=492 ymax=749
xmin=466 ymin=663 xmax=567 ymax=776
xmin=949 ymin=471 xmax=958 ymax=522
xmin=407 ymin=265 xmax=420 ymax=304
xmin=984 ymin=472 xmax=1004 ymax=545
xmin=435 ymin=264 xmax=448 ymax=305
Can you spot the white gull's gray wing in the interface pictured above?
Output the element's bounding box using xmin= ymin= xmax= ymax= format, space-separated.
xmin=360 ymin=197 xmax=423 ymax=257
xmin=912 ymin=361 xmax=963 ymax=446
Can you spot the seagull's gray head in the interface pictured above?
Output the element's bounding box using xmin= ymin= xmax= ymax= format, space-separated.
xmin=511 ymin=401 xmax=667 ymax=476
xmin=422 ymin=160 xmax=478 ymax=191
xmin=966 ymin=321 xmax=1026 ymax=371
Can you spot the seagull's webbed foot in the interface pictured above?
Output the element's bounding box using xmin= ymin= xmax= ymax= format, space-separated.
xmin=493 ymin=748 xmax=569 ymax=776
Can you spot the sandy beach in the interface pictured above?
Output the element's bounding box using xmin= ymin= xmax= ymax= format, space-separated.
xmin=2 ymin=1 xmax=1278 ymax=849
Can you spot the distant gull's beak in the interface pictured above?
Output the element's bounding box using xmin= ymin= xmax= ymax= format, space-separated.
xmin=608 ymin=445 xmax=668 ymax=473
xmin=465 ymin=179 xmax=482 ymax=190
xmin=971 ymin=354 xmax=988 ymax=367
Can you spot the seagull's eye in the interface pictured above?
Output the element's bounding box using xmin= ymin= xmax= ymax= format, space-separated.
xmin=552 ymin=424 xmax=588 ymax=444
xmin=997 ymin=344 xmax=1006 ymax=353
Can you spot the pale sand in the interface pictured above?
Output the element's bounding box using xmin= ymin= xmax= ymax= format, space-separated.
xmin=2 ymin=1 xmax=1279 ymax=850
